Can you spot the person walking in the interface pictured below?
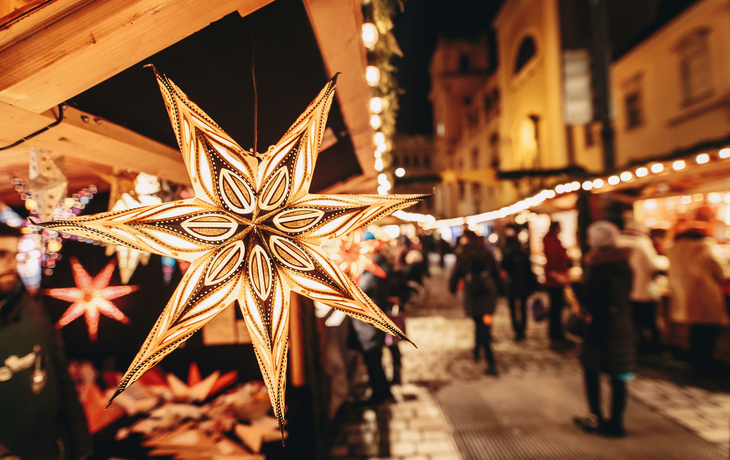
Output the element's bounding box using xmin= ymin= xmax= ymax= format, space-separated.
xmin=543 ymin=221 xmax=573 ymax=349
xmin=501 ymin=226 xmax=533 ymax=341
xmin=574 ymin=221 xmax=636 ymax=437
xmin=449 ymin=230 xmax=501 ymax=375
xmin=666 ymin=226 xmax=729 ymax=372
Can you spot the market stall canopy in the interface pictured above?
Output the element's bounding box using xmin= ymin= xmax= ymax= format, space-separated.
xmin=0 ymin=0 xmax=375 ymax=206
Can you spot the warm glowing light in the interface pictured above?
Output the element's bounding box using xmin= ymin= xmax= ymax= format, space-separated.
xmin=374 ymin=132 xmax=386 ymax=145
xmin=374 ymin=150 xmax=381 ymax=159
xmin=555 ymin=184 xmax=565 ymax=194
xmin=64 ymin=197 xmax=75 ymax=208
xmin=570 ymin=181 xmax=580 ymax=191
xmin=582 ymin=181 xmax=593 ymax=191
xmin=643 ymin=199 xmax=657 ymax=211
xmin=708 ymin=192 xmax=722 ymax=204
xmin=487 ymin=233 xmax=499 ymax=243
xmin=25 ymin=198 xmax=38 ymax=210
xmin=370 ymin=114 xmax=382 ymax=128
xmin=369 ymin=97 xmax=384 ymax=114
xmin=374 ymin=158 xmax=383 ymax=171
xmin=608 ymin=176 xmax=620 ymax=185
xmin=620 ymin=171 xmax=632 ymax=182
xmin=377 ymin=143 xmax=387 ymax=152
xmin=651 ymin=163 xmax=663 ymax=173
xmin=592 ymin=179 xmax=604 ymax=189
xmin=395 ymin=168 xmax=405 ymax=177
xmin=378 ymin=173 xmax=388 ymax=185
xmin=696 ymin=153 xmax=709 ymax=164
xmin=720 ymin=148 xmax=730 ymax=159
xmin=679 ymin=195 xmax=692 ymax=205
xmin=47 ymin=240 xmax=62 ymax=253
xmin=673 ymin=160 xmax=686 ymax=170
xmin=636 ymin=167 xmax=648 ymax=177
xmin=365 ymin=66 xmax=381 ymax=87
xmin=545 ymin=190 xmax=556 ymax=199
xmin=361 ymin=23 xmax=379 ymax=49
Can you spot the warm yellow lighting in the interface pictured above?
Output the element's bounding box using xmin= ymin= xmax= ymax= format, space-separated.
xmin=696 ymin=153 xmax=709 ymax=164
xmin=395 ymin=168 xmax=405 ymax=177
xmin=64 ymin=197 xmax=76 ymax=208
xmin=377 ymin=173 xmax=388 ymax=185
xmin=25 ymin=198 xmax=38 ymax=210
xmin=679 ymin=195 xmax=692 ymax=205
xmin=374 ymin=158 xmax=384 ymax=171
xmin=374 ymin=150 xmax=381 ymax=159
xmin=720 ymin=148 xmax=730 ymax=159
xmin=365 ymin=66 xmax=381 ymax=87
xmin=593 ymin=179 xmax=604 ymax=189
xmin=362 ymin=23 xmax=379 ymax=49
xmin=377 ymin=143 xmax=387 ymax=152
xmin=570 ymin=181 xmax=580 ymax=191
xmin=582 ymin=181 xmax=593 ymax=191
xmin=673 ymin=160 xmax=686 ymax=170
xmin=708 ymin=192 xmax=722 ymax=204
xmin=555 ymin=184 xmax=565 ymax=194
xmin=47 ymin=240 xmax=63 ymax=253
xmin=369 ymin=97 xmax=384 ymax=114
xmin=620 ymin=171 xmax=632 ymax=182
xmin=374 ymin=132 xmax=386 ymax=145
xmin=545 ymin=190 xmax=556 ymax=199
xmin=636 ymin=167 xmax=648 ymax=177
xmin=651 ymin=163 xmax=663 ymax=173
xmin=608 ymin=176 xmax=620 ymax=185
xmin=370 ymin=114 xmax=382 ymax=128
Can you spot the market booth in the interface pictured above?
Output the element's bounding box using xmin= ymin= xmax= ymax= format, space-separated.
xmin=0 ymin=0 xmax=398 ymax=458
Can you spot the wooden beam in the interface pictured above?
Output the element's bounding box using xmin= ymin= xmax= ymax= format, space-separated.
xmin=0 ymin=103 xmax=190 ymax=184
xmin=303 ymin=0 xmax=376 ymax=176
xmin=0 ymin=0 xmax=274 ymax=113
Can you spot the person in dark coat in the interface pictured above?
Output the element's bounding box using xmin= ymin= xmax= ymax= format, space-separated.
xmin=449 ymin=230 xmax=501 ymax=375
xmin=0 ymin=223 xmax=93 ymax=459
xmin=543 ymin=221 xmax=573 ymax=349
xmin=501 ymin=226 xmax=534 ymax=341
xmin=574 ymin=221 xmax=636 ymax=437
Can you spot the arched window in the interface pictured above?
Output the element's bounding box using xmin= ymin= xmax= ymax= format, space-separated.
xmin=514 ymin=36 xmax=536 ymax=74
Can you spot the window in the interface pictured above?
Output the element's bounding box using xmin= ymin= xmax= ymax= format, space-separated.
xmin=676 ymin=28 xmax=713 ymax=105
xmin=392 ymin=156 xmax=399 ymax=166
xmin=472 ymin=148 xmax=479 ymax=169
xmin=515 ymin=36 xmax=536 ymax=74
xmin=424 ymin=156 xmax=431 ymax=168
xmin=458 ymin=181 xmax=465 ymax=200
xmin=459 ymin=54 xmax=470 ymax=73
xmin=414 ymin=156 xmax=420 ymax=167
xmin=625 ymin=93 xmax=642 ymax=129
xmin=403 ymin=156 xmax=410 ymax=167
xmin=584 ymin=124 xmax=594 ymax=147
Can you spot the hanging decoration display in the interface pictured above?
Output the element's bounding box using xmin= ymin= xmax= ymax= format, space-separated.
xmin=39 ymin=67 xmax=425 ymax=430
xmin=325 ymin=228 xmax=387 ymax=281
xmin=23 ymin=147 xmax=68 ymax=222
xmin=45 ymin=257 xmax=138 ymax=341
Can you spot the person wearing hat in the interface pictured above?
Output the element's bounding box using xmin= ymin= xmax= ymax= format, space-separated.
xmin=0 ymin=222 xmax=92 ymax=459
xmin=574 ymin=221 xmax=636 ymax=437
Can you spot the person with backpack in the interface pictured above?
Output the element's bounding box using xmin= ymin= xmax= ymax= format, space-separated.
xmin=449 ymin=230 xmax=501 ymax=375
xmin=501 ymin=225 xmax=536 ymax=342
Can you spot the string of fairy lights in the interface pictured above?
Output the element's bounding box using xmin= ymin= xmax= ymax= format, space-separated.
xmin=361 ymin=0 xmax=402 ymax=196
xmin=400 ymin=147 xmax=730 ymax=230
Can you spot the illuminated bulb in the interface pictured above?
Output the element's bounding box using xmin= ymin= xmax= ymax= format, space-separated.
xmin=555 ymin=185 xmax=565 ymax=194
xmin=620 ymin=171 xmax=632 ymax=182
xmin=365 ymin=66 xmax=381 ymax=87
xmin=370 ymin=114 xmax=382 ymax=128
xmin=395 ymin=167 xmax=405 ymax=177
xmin=47 ymin=240 xmax=62 ymax=253
xmin=679 ymin=195 xmax=692 ymax=205
xmin=636 ymin=167 xmax=648 ymax=177
xmin=377 ymin=143 xmax=387 ymax=152
xmin=720 ymin=148 xmax=730 ymax=159
xmin=708 ymin=192 xmax=722 ymax=204
xmin=488 ymin=233 xmax=499 ymax=244
xmin=64 ymin=197 xmax=75 ymax=208
xmin=570 ymin=181 xmax=580 ymax=191
xmin=383 ymin=181 xmax=391 ymax=191
xmin=374 ymin=132 xmax=386 ymax=145
xmin=592 ymin=179 xmax=604 ymax=189
xmin=608 ymin=175 xmax=620 ymax=185
xmin=378 ymin=173 xmax=388 ymax=185
xmin=377 ymin=185 xmax=387 ymax=195
xmin=374 ymin=150 xmax=381 ymax=159
xmin=582 ymin=181 xmax=593 ymax=191
xmin=369 ymin=97 xmax=384 ymax=114
xmin=374 ymin=158 xmax=384 ymax=171
xmin=673 ymin=160 xmax=686 ymax=170
xmin=361 ymin=23 xmax=379 ymax=49
xmin=545 ymin=190 xmax=556 ymax=199
xmin=25 ymin=198 xmax=38 ymax=210
xmin=696 ymin=153 xmax=709 ymax=164
xmin=651 ymin=163 xmax=663 ymax=173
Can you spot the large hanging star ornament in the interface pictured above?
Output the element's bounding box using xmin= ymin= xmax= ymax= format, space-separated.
xmin=38 ymin=67 xmax=426 ymax=429
xmin=45 ymin=257 xmax=137 ymax=341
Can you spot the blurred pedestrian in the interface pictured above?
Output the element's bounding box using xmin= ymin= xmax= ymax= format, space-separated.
xmin=617 ymin=220 xmax=669 ymax=354
xmin=449 ymin=230 xmax=501 ymax=375
xmin=0 ymin=222 xmax=93 ymax=458
xmin=574 ymin=221 xmax=635 ymax=437
xmin=501 ymin=225 xmax=534 ymax=341
xmin=666 ymin=225 xmax=729 ymax=371
xmin=543 ymin=221 xmax=573 ymax=349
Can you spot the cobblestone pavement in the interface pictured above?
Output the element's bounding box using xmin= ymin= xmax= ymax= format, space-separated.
xmin=328 ymin=263 xmax=730 ymax=459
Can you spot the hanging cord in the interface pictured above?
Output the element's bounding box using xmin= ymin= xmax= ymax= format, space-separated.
xmin=0 ymin=103 xmax=65 ymax=151
xmin=249 ymin=17 xmax=258 ymax=154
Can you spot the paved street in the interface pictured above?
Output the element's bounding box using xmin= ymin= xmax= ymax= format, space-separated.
xmin=328 ymin=263 xmax=730 ymax=459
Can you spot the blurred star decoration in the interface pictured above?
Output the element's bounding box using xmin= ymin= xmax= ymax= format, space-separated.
xmin=24 ymin=147 xmax=68 ymax=223
xmin=325 ymin=228 xmax=387 ymax=282
xmin=100 ymin=172 xmax=163 ymax=283
xmin=45 ymin=256 xmax=138 ymax=341
xmin=39 ymin=66 xmax=426 ymax=430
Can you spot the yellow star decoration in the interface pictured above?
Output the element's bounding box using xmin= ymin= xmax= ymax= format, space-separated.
xmin=45 ymin=257 xmax=137 ymax=342
xmin=39 ymin=67 xmax=425 ymax=429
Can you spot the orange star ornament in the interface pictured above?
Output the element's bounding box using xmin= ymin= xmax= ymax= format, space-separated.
xmin=327 ymin=229 xmax=387 ymax=282
xmin=45 ymin=257 xmax=137 ymax=341
xmin=39 ymin=67 xmax=426 ymax=429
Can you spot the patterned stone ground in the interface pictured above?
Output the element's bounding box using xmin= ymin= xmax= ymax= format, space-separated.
xmin=328 ymin=263 xmax=730 ymax=459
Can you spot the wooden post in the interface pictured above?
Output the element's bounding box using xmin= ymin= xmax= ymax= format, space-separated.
xmin=288 ymin=292 xmax=305 ymax=387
